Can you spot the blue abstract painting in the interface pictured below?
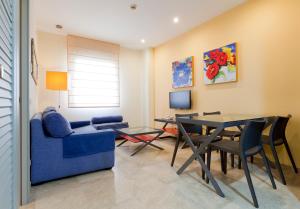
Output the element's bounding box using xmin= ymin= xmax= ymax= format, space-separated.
xmin=172 ymin=56 xmax=194 ymax=88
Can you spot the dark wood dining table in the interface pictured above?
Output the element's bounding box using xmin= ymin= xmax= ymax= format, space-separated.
xmin=175 ymin=114 xmax=273 ymax=198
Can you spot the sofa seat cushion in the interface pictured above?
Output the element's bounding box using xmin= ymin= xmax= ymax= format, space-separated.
xmin=94 ymin=122 xmax=129 ymax=130
xmin=92 ymin=116 xmax=123 ymax=124
xmin=42 ymin=112 xmax=73 ymax=138
xmin=73 ymin=125 xmax=97 ymax=134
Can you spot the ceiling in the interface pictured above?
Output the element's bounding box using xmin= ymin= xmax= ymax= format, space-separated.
xmin=34 ymin=0 xmax=246 ymax=49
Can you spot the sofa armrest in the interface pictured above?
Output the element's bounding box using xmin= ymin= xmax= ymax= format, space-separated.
xmin=31 ymin=135 xmax=63 ymax=164
xmin=70 ymin=120 xmax=91 ymax=129
xmin=91 ymin=116 xmax=123 ymax=124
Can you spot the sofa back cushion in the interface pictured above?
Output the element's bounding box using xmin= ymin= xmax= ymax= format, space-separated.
xmin=42 ymin=112 xmax=73 ymax=138
xmin=91 ymin=116 xmax=123 ymax=124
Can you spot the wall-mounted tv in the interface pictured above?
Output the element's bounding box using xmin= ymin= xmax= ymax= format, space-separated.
xmin=169 ymin=90 xmax=191 ymax=109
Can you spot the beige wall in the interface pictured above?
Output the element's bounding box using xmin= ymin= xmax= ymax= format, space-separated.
xmin=36 ymin=31 xmax=146 ymax=126
xmin=154 ymin=0 xmax=300 ymax=166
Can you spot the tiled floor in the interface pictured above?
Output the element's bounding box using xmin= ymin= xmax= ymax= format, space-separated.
xmin=21 ymin=138 xmax=300 ymax=209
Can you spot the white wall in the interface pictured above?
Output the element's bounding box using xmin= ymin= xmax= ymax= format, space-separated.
xmin=29 ymin=0 xmax=39 ymax=118
xmin=141 ymin=48 xmax=155 ymax=126
xmin=37 ymin=31 xmax=147 ymax=126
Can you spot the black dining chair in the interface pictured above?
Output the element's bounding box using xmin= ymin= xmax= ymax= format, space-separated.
xmin=203 ymin=111 xmax=242 ymax=168
xmin=206 ymin=120 xmax=276 ymax=208
xmin=262 ymin=115 xmax=298 ymax=185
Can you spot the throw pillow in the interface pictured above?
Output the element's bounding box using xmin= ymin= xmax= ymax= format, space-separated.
xmin=43 ymin=112 xmax=73 ymax=138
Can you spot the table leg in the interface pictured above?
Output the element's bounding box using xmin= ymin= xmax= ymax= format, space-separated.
xmin=117 ymin=140 xmax=127 ymax=147
xmin=181 ymin=141 xmax=189 ymax=149
xmin=130 ymin=133 xmax=164 ymax=156
xmin=133 ymin=134 xmax=164 ymax=150
xmin=131 ymin=143 xmax=148 ymax=156
xmin=162 ymin=122 xmax=168 ymax=129
xmin=171 ymin=133 xmax=181 ymax=166
xmin=146 ymin=142 xmax=164 ymax=150
xmin=177 ymin=123 xmax=225 ymax=198
xmin=177 ymin=151 xmax=198 ymax=174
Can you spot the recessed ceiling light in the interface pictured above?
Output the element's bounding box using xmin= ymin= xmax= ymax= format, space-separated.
xmin=56 ymin=24 xmax=63 ymax=29
xmin=141 ymin=39 xmax=145 ymax=43
xmin=130 ymin=3 xmax=137 ymax=10
xmin=173 ymin=17 xmax=179 ymax=24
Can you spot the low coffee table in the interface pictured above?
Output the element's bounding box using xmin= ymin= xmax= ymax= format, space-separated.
xmin=116 ymin=127 xmax=164 ymax=156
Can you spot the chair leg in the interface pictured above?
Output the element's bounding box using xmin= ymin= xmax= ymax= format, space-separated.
xmin=201 ymin=154 xmax=206 ymax=180
xmin=238 ymin=157 xmax=242 ymax=169
xmin=231 ymin=137 xmax=235 ymax=168
xmin=206 ymin=147 xmax=212 ymax=184
xmin=171 ymin=134 xmax=181 ymax=167
xmin=223 ymin=152 xmax=227 ymax=175
xmin=283 ymin=140 xmax=298 ymax=173
xmin=260 ymin=150 xmax=276 ymax=189
xmin=231 ymin=154 xmax=235 ymax=168
xmin=220 ymin=150 xmax=224 ymax=172
xmin=241 ymin=155 xmax=259 ymax=208
xmin=270 ymin=144 xmax=286 ymax=185
xmin=250 ymin=156 xmax=254 ymax=163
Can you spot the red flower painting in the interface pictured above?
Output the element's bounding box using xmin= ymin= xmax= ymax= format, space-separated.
xmin=216 ymin=52 xmax=228 ymax=66
xmin=206 ymin=63 xmax=219 ymax=80
xmin=209 ymin=50 xmax=221 ymax=60
xmin=203 ymin=43 xmax=237 ymax=84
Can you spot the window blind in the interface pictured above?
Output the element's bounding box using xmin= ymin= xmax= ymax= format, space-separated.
xmin=67 ymin=35 xmax=120 ymax=107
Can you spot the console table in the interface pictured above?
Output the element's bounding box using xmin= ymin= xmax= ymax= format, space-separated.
xmin=154 ymin=117 xmax=178 ymax=138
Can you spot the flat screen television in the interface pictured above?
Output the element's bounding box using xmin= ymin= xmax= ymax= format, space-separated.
xmin=169 ymin=90 xmax=191 ymax=109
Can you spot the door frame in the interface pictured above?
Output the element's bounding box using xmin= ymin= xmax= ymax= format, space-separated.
xmin=13 ymin=0 xmax=21 ymax=208
xmin=20 ymin=0 xmax=30 ymax=205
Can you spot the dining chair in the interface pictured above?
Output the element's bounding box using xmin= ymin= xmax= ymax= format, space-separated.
xmin=203 ymin=111 xmax=242 ymax=168
xmin=206 ymin=120 xmax=276 ymax=208
xmin=261 ymin=115 xmax=298 ymax=185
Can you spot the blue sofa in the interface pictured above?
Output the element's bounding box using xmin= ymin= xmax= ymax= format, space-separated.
xmin=30 ymin=110 xmax=116 ymax=185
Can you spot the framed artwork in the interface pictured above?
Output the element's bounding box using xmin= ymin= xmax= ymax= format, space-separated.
xmin=203 ymin=43 xmax=237 ymax=85
xmin=31 ymin=38 xmax=38 ymax=85
xmin=172 ymin=56 xmax=194 ymax=88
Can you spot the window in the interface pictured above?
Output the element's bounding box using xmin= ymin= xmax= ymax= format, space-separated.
xmin=67 ymin=35 xmax=120 ymax=107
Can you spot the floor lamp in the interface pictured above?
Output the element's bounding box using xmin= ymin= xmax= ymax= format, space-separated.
xmin=46 ymin=71 xmax=68 ymax=110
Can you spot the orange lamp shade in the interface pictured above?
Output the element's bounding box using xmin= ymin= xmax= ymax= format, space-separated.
xmin=46 ymin=71 xmax=68 ymax=91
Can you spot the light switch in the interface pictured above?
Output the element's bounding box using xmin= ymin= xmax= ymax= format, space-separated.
xmin=0 ymin=64 xmax=4 ymax=79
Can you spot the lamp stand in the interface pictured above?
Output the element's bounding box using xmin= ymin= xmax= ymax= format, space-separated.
xmin=58 ymin=90 xmax=61 ymax=110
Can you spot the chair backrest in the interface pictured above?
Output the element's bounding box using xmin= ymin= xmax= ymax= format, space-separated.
xmin=203 ymin=111 xmax=221 ymax=116
xmin=175 ymin=113 xmax=202 ymax=134
xmin=239 ymin=120 xmax=266 ymax=155
xmin=269 ymin=115 xmax=291 ymax=142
